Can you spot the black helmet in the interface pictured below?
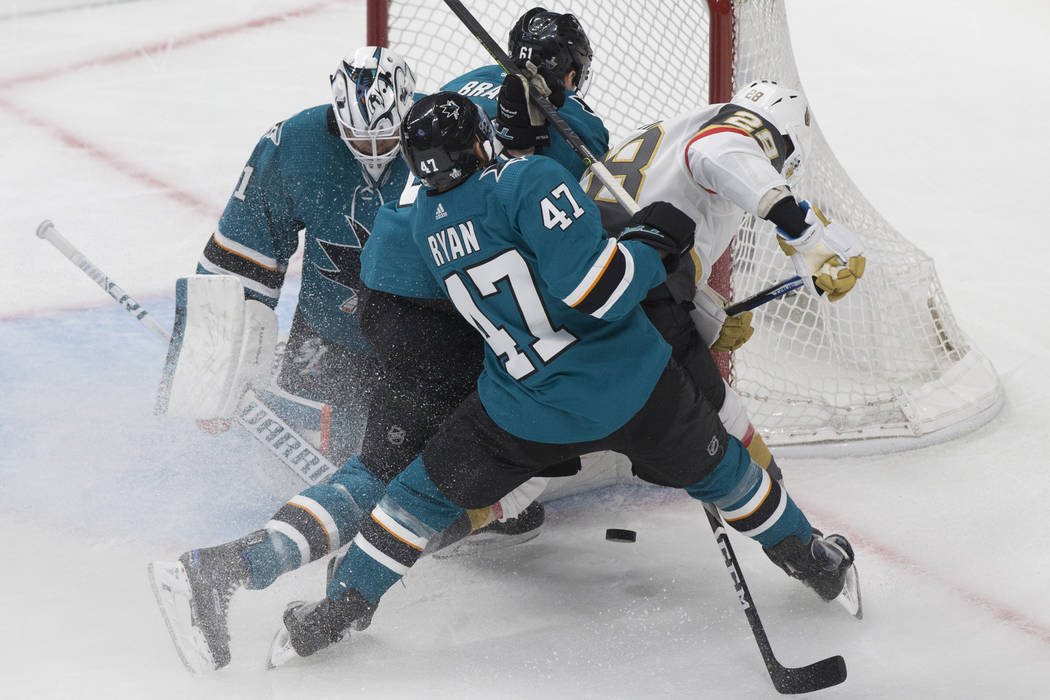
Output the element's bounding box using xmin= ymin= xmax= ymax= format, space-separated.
xmin=399 ymin=92 xmax=495 ymax=191
xmin=508 ymin=7 xmax=592 ymax=93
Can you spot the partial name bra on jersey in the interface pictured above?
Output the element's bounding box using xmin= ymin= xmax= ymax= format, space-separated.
xmin=198 ymin=104 xmax=413 ymax=355
xmin=583 ymin=103 xmax=790 ymax=287
xmin=441 ymin=64 xmax=609 ymax=180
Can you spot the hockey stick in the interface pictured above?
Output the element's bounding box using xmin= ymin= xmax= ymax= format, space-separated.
xmin=35 ymin=219 xmax=337 ymax=486
xmin=724 ymin=276 xmax=804 ymax=316
xmin=442 ymin=0 xmax=799 ymax=316
xmin=444 ymin=3 xmax=846 ymax=692
xmin=703 ymin=504 xmax=847 ymax=694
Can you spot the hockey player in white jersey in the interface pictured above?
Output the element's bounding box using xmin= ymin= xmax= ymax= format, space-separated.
xmin=587 ymin=79 xmax=865 ymax=303
xmin=584 ymin=79 xmax=867 ymax=484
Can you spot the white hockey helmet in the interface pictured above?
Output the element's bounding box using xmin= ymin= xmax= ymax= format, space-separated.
xmin=330 ymin=46 xmax=416 ymax=183
xmin=731 ymin=80 xmax=811 ymax=183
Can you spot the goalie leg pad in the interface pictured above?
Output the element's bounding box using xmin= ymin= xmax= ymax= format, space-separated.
xmin=156 ymin=275 xmax=276 ymax=418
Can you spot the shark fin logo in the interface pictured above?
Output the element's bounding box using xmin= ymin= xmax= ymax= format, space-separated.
xmin=315 ymin=216 xmax=370 ymax=313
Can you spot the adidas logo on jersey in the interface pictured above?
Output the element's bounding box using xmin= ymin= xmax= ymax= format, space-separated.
xmin=435 ymin=203 xmax=448 ymax=220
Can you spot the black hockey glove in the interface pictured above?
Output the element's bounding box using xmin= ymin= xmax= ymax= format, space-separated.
xmin=617 ymin=201 xmax=696 ymax=267
xmin=493 ymin=66 xmax=566 ymax=151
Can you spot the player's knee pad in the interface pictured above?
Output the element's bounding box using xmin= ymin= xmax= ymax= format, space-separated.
xmin=264 ymin=458 xmax=385 ymax=565
xmin=381 ymin=456 xmax=465 ymax=534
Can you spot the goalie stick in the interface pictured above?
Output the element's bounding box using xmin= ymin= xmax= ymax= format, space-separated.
xmin=35 ymin=219 xmax=337 ymax=487
xmin=442 ymin=0 xmax=801 ymax=317
xmin=704 ymin=504 xmax=847 ymax=694
xmin=442 ymin=3 xmax=848 ymax=691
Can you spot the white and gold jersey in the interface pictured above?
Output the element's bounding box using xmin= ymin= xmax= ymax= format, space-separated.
xmin=583 ymin=103 xmax=791 ymax=285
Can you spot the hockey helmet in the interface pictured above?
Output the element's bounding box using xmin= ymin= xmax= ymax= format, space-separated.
xmin=508 ymin=7 xmax=593 ymax=94
xmin=330 ymin=46 xmax=416 ymax=184
xmin=399 ymin=92 xmax=496 ymax=191
xmin=731 ymin=80 xmax=812 ymax=183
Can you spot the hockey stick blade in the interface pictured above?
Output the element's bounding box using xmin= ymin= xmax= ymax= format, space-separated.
xmin=704 ymin=505 xmax=847 ymax=694
xmin=768 ymin=653 xmax=847 ymax=695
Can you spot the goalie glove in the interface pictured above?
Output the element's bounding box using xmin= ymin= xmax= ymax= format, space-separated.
xmin=776 ymin=202 xmax=866 ymax=301
xmin=690 ymin=286 xmax=756 ymax=352
xmin=493 ymin=61 xmax=566 ymax=151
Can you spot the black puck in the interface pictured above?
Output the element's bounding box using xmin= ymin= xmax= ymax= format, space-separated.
xmin=605 ymin=528 xmax=637 ymax=543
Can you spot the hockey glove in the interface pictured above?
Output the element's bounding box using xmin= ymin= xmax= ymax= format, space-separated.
xmin=690 ymin=285 xmax=755 ymax=352
xmin=776 ymin=202 xmax=866 ymax=302
xmin=493 ymin=61 xmax=566 ymax=151
xmin=618 ymin=201 xmax=696 ymax=271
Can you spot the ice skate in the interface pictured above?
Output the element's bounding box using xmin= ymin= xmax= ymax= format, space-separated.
xmin=147 ymin=533 xmax=257 ymax=673
xmin=430 ymin=501 xmax=545 ymax=558
xmin=764 ymin=530 xmax=862 ymax=619
xmin=325 ymin=552 xmax=374 ymax=632
xmin=266 ymin=590 xmax=377 ymax=669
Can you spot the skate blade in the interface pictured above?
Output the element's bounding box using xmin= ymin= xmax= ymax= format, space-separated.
xmin=266 ymin=627 xmax=299 ymax=670
xmin=147 ymin=561 xmax=218 ymax=674
xmin=431 ymin=529 xmax=541 ymax=559
xmin=834 ymin=563 xmax=863 ymax=619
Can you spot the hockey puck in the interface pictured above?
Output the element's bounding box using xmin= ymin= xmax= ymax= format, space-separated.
xmin=605 ymin=528 xmax=637 ymax=543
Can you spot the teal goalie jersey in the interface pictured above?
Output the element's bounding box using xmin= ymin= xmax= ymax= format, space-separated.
xmin=198 ymin=104 xmax=412 ymax=355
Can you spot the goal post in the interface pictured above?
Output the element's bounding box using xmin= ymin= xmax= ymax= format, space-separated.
xmin=366 ymin=0 xmax=1002 ymax=457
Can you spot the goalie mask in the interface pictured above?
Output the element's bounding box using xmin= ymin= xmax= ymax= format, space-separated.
xmin=508 ymin=7 xmax=593 ymax=95
xmin=330 ymin=46 xmax=416 ymax=184
xmin=731 ymin=80 xmax=812 ymax=183
xmin=399 ymin=92 xmax=496 ymax=191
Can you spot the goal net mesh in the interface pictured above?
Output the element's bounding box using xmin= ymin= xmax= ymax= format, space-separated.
xmin=376 ymin=0 xmax=1001 ymax=454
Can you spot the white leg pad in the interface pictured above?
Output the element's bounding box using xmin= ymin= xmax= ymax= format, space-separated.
xmin=155 ymin=275 xmax=277 ymax=418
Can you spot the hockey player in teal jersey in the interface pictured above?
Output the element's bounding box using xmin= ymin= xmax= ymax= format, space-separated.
xmin=148 ymin=46 xmax=423 ymax=675
xmin=148 ymin=13 xmax=597 ymax=675
xmin=353 ymin=8 xmax=605 ymax=534
xmin=195 ymin=46 xmax=418 ymax=463
xmin=268 ymin=92 xmax=860 ymax=665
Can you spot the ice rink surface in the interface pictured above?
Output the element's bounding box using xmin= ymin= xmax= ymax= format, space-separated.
xmin=2 ymin=1 xmax=1049 ymax=697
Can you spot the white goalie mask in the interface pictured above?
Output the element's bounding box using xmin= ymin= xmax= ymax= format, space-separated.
xmin=330 ymin=46 xmax=416 ymax=184
xmin=731 ymin=80 xmax=812 ymax=183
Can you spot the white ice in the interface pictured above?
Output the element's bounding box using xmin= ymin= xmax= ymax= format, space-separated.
xmin=1 ymin=1 xmax=1048 ymax=698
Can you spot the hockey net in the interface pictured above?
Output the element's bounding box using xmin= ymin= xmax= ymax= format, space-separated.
xmin=367 ymin=0 xmax=1001 ymax=461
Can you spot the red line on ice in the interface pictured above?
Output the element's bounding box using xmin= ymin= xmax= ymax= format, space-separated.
xmin=0 ymin=1 xmax=343 ymax=214
xmin=802 ymin=502 xmax=1050 ymax=648
xmin=0 ymin=2 xmax=327 ymax=320
xmin=0 ymin=1 xmax=341 ymax=91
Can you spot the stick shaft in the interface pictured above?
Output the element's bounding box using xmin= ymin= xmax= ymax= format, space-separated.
xmin=37 ymin=219 xmax=170 ymax=342
xmin=724 ymin=276 xmax=804 ymax=316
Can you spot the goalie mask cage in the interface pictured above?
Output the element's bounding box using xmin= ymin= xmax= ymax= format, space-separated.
xmin=367 ymin=0 xmax=1002 ymax=456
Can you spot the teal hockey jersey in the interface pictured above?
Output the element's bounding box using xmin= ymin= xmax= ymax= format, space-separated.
xmin=360 ymin=64 xmax=609 ymax=300
xmin=410 ymin=155 xmax=671 ymax=443
xmin=198 ymin=104 xmax=412 ymax=355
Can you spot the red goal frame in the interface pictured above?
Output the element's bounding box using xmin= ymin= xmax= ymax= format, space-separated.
xmin=365 ymin=0 xmax=738 ymax=374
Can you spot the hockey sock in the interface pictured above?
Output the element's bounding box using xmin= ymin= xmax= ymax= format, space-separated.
xmin=244 ymin=456 xmax=385 ymax=589
xmin=685 ymin=436 xmax=811 ymax=547
xmin=327 ymin=456 xmax=464 ymax=603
